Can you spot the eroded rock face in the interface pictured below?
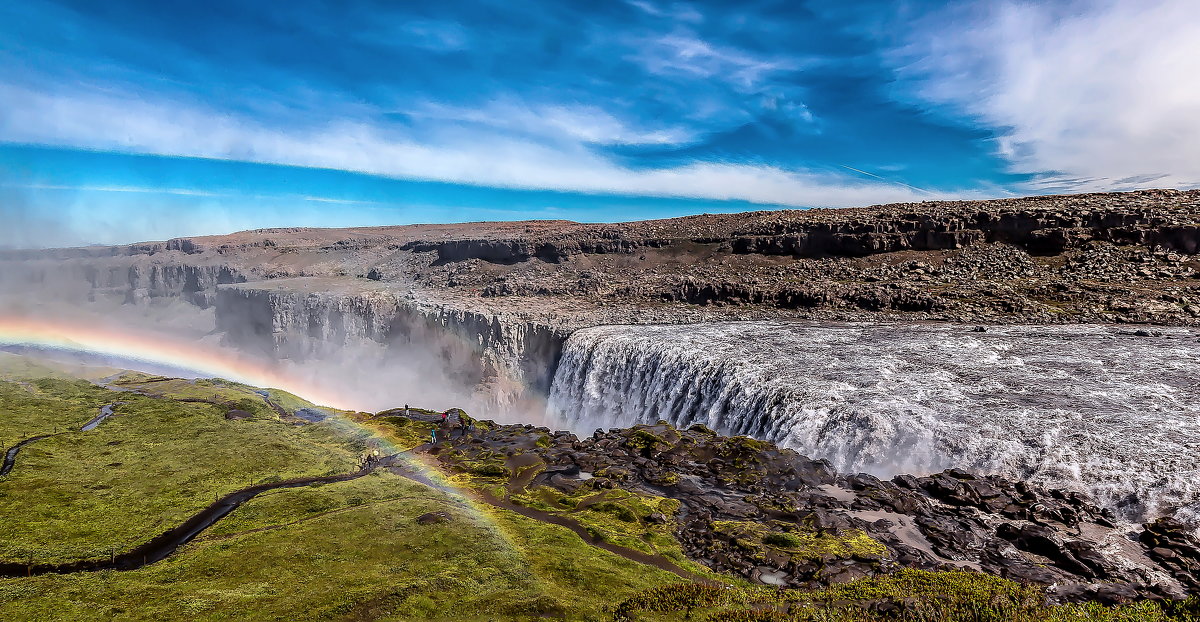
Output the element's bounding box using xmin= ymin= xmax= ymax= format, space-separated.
xmin=214 ymin=280 xmax=569 ymax=414
xmin=436 ymin=421 xmax=1195 ymax=603
xmin=405 ymin=195 xmax=1200 ymax=264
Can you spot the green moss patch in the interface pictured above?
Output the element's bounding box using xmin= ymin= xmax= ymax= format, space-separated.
xmin=615 ymin=571 xmax=1200 ymax=621
xmin=713 ymin=520 xmax=884 ymax=563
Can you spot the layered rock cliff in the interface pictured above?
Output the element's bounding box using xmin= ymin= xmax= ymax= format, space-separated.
xmin=3 ymin=188 xmax=1200 ymax=413
xmin=403 ymin=189 xmax=1200 ymax=264
xmin=214 ymin=279 xmax=568 ymax=413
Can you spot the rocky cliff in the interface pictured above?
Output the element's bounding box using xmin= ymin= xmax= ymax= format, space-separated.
xmin=215 ymin=279 xmax=568 ymax=413
xmin=401 ymin=189 xmax=1200 ymax=264
xmin=4 ymin=189 xmax=1200 ymax=413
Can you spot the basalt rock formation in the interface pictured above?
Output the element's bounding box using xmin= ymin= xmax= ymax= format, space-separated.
xmin=434 ymin=420 xmax=1200 ymax=604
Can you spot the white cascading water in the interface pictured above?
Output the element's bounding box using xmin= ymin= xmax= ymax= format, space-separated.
xmin=546 ymin=322 xmax=1200 ymax=521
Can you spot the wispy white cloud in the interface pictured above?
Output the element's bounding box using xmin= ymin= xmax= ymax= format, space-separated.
xmin=630 ymin=32 xmax=800 ymax=92
xmin=625 ymin=0 xmax=704 ymax=24
xmin=298 ymin=195 xmax=384 ymax=206
xmin=7 ymin=183 xmax=227 ymax=197
xmin=893 ymin=0 xmax=1200 ymax=192
xmin=404 ymin=99 xmax=697 ymax=146
xmin=3 ymin=181 xmax=385 ymax=207
xmin=0 ymin=83 xmax=973 ymax=208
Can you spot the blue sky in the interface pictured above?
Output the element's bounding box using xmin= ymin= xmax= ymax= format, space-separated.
xmin=2 ymin=0 xmax=1197 ymax=247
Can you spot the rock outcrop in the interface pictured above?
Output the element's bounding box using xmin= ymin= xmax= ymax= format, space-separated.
xmin=434 ymin=420 xmax=1197 ymax=603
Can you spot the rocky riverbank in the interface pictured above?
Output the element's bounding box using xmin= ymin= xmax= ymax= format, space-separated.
xmin=427 ymin=418 xmax=1200 ymax=604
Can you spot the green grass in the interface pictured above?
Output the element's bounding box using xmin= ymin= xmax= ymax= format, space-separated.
xmin=457 ymin=467 xmax=733 ymax=585
xmin=0 ymin=465 xmax=680 ymax=621
xmin=0 ymin=357 xmax=680 ymax=620
xmin=0 ymin=378 xmax=360 ymax=563
xmin=108 ymin=375 xmax=326 ymax=419
xmin=712 ymin=520 xmax=885 ymax=563
xmin=361 ymin=415 xmax=441 ymax=450
xmin=0 ymin=353 xmax=122 ymax=383
xmin=614 ymin=573 xmax=1200 ymax=621
xmin=3 ymin=356 xmax=1196 ymax=621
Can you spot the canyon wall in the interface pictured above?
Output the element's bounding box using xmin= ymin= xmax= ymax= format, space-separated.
xmin=0 ymin=252 xmax=569 ymax=417
xmin=0 ymin=254 xmax=245 ymax=308
xmin=214 ymin=280 xmax=568 ymax=416
xmin=399 ymin=191 xmax=1200 ymax=264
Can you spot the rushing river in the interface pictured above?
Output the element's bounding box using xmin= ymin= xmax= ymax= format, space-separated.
xmin=547 ymin=322 xmax=1200 ymax=521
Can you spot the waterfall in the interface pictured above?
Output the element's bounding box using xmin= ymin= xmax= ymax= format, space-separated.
xmin=547 ymin=321 xmax=1200 ymax=521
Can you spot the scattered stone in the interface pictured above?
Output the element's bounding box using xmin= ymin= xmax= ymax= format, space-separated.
xmin=434 ymin=419 xmax=1197 ymax=603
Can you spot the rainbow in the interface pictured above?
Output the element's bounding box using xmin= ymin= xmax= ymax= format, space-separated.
xmin=0 ymin=315 xmax=354 ymax=410
xmin=0 ymin=313 xmax=534 ymax=555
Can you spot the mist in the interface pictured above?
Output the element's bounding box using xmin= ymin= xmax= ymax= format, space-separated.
xmin=0 ymin=250 xmax=547 ymax=420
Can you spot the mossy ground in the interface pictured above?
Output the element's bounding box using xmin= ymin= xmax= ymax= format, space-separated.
xmin=444 ymin=456 xmax=735 ymax=584
xmin=1 ymin=356 xmax=1196 ymax=621
xmin=1 ymin=470 xmax=681 ymax=621
xmin=360 ymin=414 xmax=443 ymax=450
xmin=106 ymin=374 xmax=329 ymax=419
xmin=0 ymin=377 xmax=360 ymax=563
xmin=0 ymin=357 xmax=680 ymax=620
xmin=615 ymin=571 xmax=1200 ymax=621
xmin=712 ymin=520 xmax=885 ymax=563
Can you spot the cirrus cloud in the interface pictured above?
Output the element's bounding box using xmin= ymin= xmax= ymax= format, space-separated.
xmin=892 ymin=0 xmax=1200 ymax=192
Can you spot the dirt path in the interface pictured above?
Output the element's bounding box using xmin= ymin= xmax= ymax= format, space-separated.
xmin=81 ymin=404 xmax=117 ymax=432
xmin=2 ymin=437 xmax=706 ymax=583
xmin=0 ymin=457 xmax=396 ymax=577
xmin=0 ymin=434 xmax=56 ymax=477
xmin=3 ymin=403 xmax=120 ymax=478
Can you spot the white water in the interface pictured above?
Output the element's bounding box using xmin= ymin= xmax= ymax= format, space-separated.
xmin=547 ymin=322 xmax=1200 ymax=521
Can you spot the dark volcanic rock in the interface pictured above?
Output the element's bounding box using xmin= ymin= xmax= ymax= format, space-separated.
xmin=435 ymin=420 xmax=1196 ymax=603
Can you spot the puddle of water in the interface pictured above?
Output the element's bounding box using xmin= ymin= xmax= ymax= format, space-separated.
xmin=82 ymin=404 xmax=117 ymax=432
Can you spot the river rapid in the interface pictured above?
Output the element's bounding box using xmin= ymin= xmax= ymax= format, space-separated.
xmin=547 ymin=322 xmax=1200 ymax=522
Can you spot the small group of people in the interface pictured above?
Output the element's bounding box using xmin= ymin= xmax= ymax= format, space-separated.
xmin=429 ymin=409 xmax=473 ymax=444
